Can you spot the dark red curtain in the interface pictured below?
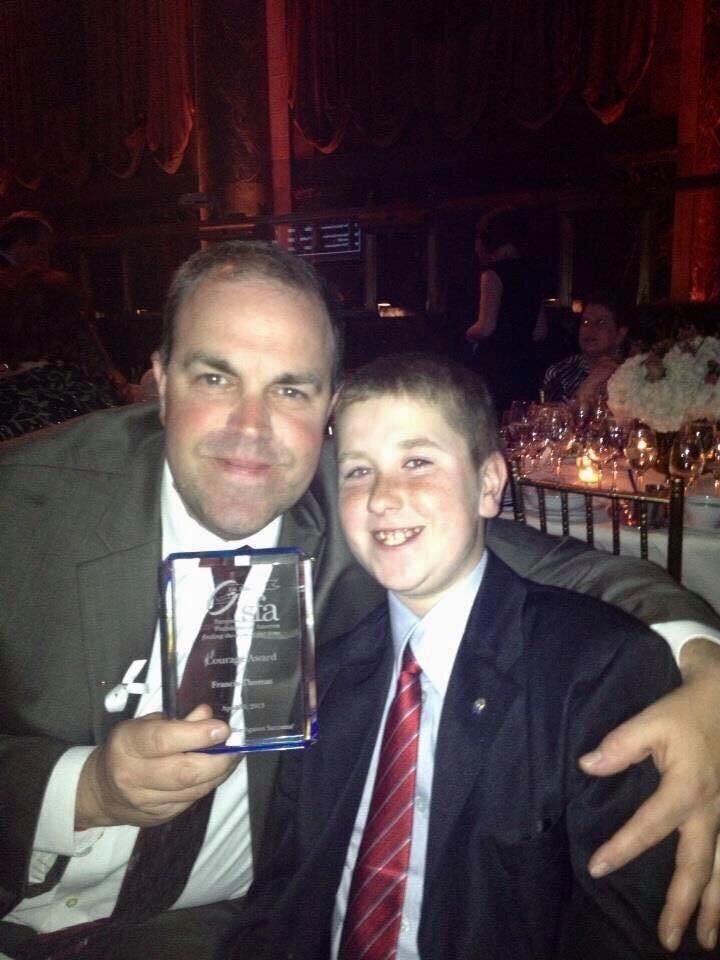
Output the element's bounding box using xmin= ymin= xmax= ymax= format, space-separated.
xmin=287 ymin=0 xmax=660 ymax=152
xmin=145 ymin=0 xmax=194 ymax=174
xmin=0 ymin=0 xmax=87 ymax=192
xmin=583 ymin=0 xmax=659 ymax=124
xmin=426 ymin=3 xmax=506 ymax=141
xmin=287 ymin=0 xmax=415 ymax=153
xmin=509 ymin=0 xmax=584 ymax=129
xmin=287 ymin=0 xmax=349 ymax=152
xmin=0 ymin=0 xmax=661 ymax=189
xmin=84 ymin=0 xmax=193 ymax=178
xmin=0 ymin=0 xmax=193 ymax=192
xmin=287 ymin=0 xmax=498 ymax=150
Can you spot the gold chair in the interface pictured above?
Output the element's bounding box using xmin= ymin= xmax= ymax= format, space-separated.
xmin=508 ymin=460 xmax=685 ymax=581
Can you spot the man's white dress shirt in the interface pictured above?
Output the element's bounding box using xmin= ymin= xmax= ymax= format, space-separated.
xmin=8 ymin=464 xmax=280 ymax=933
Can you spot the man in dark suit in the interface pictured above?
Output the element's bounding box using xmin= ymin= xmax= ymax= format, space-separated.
xmin=246 ymin=355 xmax=706 ymax=958
xmin=0 ymin=242 xmax=382 ymax=960
xmin=1 ymin=243 xmax=719 ymax=959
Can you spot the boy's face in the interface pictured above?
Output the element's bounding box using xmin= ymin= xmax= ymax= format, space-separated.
xmin=337 ymin=394 xmax=506 ymax=616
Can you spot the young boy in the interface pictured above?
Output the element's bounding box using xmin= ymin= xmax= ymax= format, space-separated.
xmin=247 ymin=354 xmax=701 ymax=959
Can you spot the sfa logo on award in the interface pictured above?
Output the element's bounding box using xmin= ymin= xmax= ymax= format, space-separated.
xmin=161 ymin=547 xmax=317 ymax=752
xmin=207 ymin=577 xmax=280 ymax=623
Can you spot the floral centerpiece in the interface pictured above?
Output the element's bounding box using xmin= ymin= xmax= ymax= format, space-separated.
xmin=607 ymin=331 xmax=720 ymax=432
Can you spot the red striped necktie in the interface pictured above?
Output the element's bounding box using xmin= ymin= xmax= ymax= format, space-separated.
xmin=339 ymin=643 xmax=423 ymax=960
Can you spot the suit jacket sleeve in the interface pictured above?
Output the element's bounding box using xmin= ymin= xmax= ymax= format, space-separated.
xmin=0 ymin=407 xmax=163 ymax=915
xmin=235 ymin=738 xmax=304 ymax=957
xmin=487 ymin=516 xmax=720 ymax=630
xmin=554 ymin=611 xmax=704 ymax=957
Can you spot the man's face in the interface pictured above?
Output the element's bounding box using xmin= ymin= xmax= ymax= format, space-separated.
xmin=336 ymin=394 xmax=505 ymax=616
xmin=578 ymin=303 xmax=627 ymax=360
xmin=153 ymin=276 xmax=335 ymax=540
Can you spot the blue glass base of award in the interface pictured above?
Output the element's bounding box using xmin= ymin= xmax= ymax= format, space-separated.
xmin=160 ymin=546 xmax=317 ymax=753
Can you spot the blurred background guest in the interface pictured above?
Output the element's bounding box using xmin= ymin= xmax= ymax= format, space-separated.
xmin=0 ymin=211 xmax=54 ymax=272
xmin=542 ymin=290 xmax=629 ymax=404
xmin=465 ymin=214 xmax=548 ymax=411
xmin=0 ymin=267 xmax=126 ymax=439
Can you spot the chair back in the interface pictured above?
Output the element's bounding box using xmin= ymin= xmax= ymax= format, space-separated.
xmin=508 ymin=461 xmax=685 ymax=581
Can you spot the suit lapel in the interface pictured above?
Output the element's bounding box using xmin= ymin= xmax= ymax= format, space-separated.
xmin=251 ymin=599 xmax=390 ymax=871
xmin=277 ymin=488 xmax=325 ymax=581
xmin=78 ymin=429 xmax=163 ymax=741
xmin=247 ymin=487 xmax=327 ymax=858
xmin=313 ymin=606 xmax=393 ymax=833
xmin=424 ymin=553 xmax=527 ymax=887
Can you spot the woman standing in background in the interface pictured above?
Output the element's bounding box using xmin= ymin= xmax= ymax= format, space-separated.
xmin=465 ymin=216 xmax=548 ymax=411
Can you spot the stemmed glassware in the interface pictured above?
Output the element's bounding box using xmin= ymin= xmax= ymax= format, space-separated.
xmin=689 ymin=419 xmax=715 ymax=460
xmin=624 ymin=424 xmax=658 ymax=492
xmin=501 ymin=403 xmax=536 ymax=472
xmin=669 ymin=424 xmax=706 ymax=491
xmin=604 ymin=418 xmax=631 ymax=489
xmin=507 ymin=400 xmax=531 ymax=426
xmin=544 ymin=405 xmax=572 ymax=476
xmin=586 ymin=421 xmax=619 ymax=487
xmin=708 ymin=427 xmax=720 ymax=492
xmin=570 ymin=400 xmax=592 ymax=445
xmin=501 ymin=420 xmax=529 ymax=466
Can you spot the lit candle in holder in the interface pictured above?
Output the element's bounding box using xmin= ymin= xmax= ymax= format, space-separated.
xmin=577 ymin=455 xmax=600 ymax=485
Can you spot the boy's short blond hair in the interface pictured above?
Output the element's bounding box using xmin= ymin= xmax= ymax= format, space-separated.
xmin=334 ymin=353 xmax=500 ymax=468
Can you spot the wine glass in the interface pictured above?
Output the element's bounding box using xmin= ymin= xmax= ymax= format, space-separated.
xmin=570 ymin=399 xmax=592 ymax=443
xmin=510 ymin=421 xmax=538 ymax=474
xmin=669 ymin=425 xmax=706 ymax=490
xmin=708 ymin=427 xmax=720 ymax=492
xmin=690 ymin=419 xmax=715 ymax=456
xmin=521 ymin=407 xmax=551 ymax=472
xmin=507 ymin=400 xmax=531 ymax=425
xmin=604 ymin=418 xmax=631 ymax=490
xmin=502 ymin=419 xmax=530 ymax=464
xmin=545 ymin=405 xmax=572 ymax=476
xmin=586 ymin=422 xmax=617 ymax=486
xmin=624 ymin=424 xmax=657 ymax=492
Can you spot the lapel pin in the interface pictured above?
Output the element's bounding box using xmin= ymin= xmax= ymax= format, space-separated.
xmin=472 ymin=697 xmax=487 ymax=715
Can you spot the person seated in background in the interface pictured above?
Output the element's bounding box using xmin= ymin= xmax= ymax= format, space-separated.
xmin=542 ymin=290 xmax=628 ymax=403
xmin=0 ymin=267 xmax=125 ymax=439
xmin=247 ymin=355 xmax=709 ymax=959
xmin=0 ymin=211 xmax=54 ymax=272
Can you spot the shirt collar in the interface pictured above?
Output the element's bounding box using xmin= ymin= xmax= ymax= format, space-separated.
xmin=388 ymin=552 xmax=488 ymax=697
xmin=161 ymin=461 xmax=282 ymax=557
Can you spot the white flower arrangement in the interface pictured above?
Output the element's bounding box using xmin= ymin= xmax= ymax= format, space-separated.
xmin=607 ymin=335 xmax=720 ymax=432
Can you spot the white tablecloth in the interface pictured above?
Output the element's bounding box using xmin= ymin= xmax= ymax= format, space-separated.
xmin=507 ymin=467 xmax=720 ymax=614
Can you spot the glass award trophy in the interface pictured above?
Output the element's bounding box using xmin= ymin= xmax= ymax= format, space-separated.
xmin=160 ymin=547 xmax=317 ymax=753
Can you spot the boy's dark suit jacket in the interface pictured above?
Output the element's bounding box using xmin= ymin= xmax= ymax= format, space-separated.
xmin=248 ymin=552 xmax=703 ymax=959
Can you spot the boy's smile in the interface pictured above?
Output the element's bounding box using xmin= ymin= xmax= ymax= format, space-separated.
xmin=373 ymin=526 xmax=423 ymax=546
xmin=337 ymin=395 xmax=505 ymax=616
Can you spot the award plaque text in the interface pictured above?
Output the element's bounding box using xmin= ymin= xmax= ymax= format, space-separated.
xmin=160 ymin=547 xmax=317 ymax=753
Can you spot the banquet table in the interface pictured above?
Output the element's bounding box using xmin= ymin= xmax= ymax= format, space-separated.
xmin=505 ymin=464 xmax=720 ymax=615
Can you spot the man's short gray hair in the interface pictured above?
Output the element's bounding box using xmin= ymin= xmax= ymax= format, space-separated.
xmin=160 ymin=240 xmax=344 ymax=387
